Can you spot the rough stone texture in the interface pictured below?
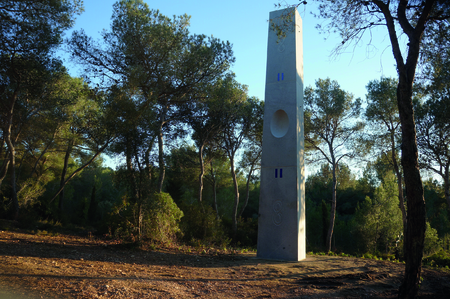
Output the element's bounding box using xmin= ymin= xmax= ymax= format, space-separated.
xmin=257 ymin=7 xmax=305 ymax=261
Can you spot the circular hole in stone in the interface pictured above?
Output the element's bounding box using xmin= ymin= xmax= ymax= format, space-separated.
xmin=270 ymin=109 xmax=289 ymax=138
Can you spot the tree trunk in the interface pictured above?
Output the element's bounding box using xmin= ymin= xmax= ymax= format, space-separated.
xmin=376 ymin=2 xmax=432 ymax=296
xmin=0 ymin=156 xmax=10 ymax=189
xmin=391 ymin=135 xmax=407 ymax=246
xmin=397 ymin=77 xmax=426 ymax=299
xmin=393 ymin=157 xmax=407 ymax=231
xmin=371 ymin=0 xmax=433 ymax=296
xmin=31 ymin=129 xmax=57 ymax=177
xmin=144 ymin=136 xmax=155 ymax=181
xmin=157 ymin=127 xmax=165 ymax=193
xmin=59 ymin=138 xmax=73 ymax=213
xmin=88 ymin=184 xmax=97 ymax=222
xmin=157 ymin=107 xmax=168 ymax=193
xmin=0 ymin=136 xmax=7 ymax=187
xmin=137 ymin=202 xmax=143 ymax=242
xmin=126 ymin=135 xmax=137 ymax=201
xmin=198 ymin=145 xmax=204 ymax=203
xmin=4 ymin=91 xmax=18 ymax=220
xmin=49 ymin=142 xmax=111 ymax=204
xmin=444 ymin=168 xmax=450 ymax=212
xmin=375 ymin=214 xmax=380 ymax=253
xmin=210 ymin=160 xmax=220 ymax=219
xmin=16 ymin=147 xmax=29 ymax=181
xmin=238 ymin=163 xmax=254 ymax=219
xmin=229 ymin=154 xmax=239 ymax=234
xmin=6 ymin=135 xmax=18 ymax=220
xmin=326 ymin=161 xmax=337 ymax=252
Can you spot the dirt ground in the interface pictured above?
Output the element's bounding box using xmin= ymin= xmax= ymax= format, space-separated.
xmin=1 ymin=229 xmax=450 ymax=298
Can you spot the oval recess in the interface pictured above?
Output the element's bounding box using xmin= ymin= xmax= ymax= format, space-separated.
xmin=270 ymin=109 xmax=289 ymax=138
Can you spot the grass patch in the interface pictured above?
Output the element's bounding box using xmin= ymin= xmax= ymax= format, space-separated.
xmin=423 ymin=250 xmax=450 ymax=268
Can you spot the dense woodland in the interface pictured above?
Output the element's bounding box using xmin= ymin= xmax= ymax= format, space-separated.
xmin=1 ymin=0 xmax=450 ymax=269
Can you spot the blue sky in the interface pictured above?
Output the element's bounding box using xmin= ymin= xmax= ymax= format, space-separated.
xmin=61 ymin=0 xmax=399 ymax=103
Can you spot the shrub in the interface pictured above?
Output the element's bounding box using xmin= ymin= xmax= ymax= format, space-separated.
xmin=424 ymin=222 xmax=441 ymax=256
xmin=143 ymin=192 xmax=183 ymax=244
xmin=180 ymin=202 xmax=229 ymax=247
xmin=423 ymin=250 xmax=450 ymax=268
xmin=104 ymin=195 xmax=136 ymax=241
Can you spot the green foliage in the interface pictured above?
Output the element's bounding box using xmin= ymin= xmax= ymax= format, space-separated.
xmin=303 ymin=1 xmax=448 ymax=295
xmin=238 ymin=182 xmax=260 ymax=220
xmin=142 ymin=192 xmax=183 ymax=244
xmin=66 ymin=167 xmax=121 ymax=225
xmin=0 ymin=0 xmax=83 ymax=57
xmin=179 ymin=202 xmax=229 ymax=247
xmin=304 ymin=78 xmax=363 ymax=158
xmin=305 ymin=164 xmax=373 ymax=252
xmin=235 ymin=217 xmax=258 ymax=248
xmin=105 ymin=195 xmax=136 ymax=241
xmin=105 ymin=192 xmax=183 ymax=245
xmin=0 ymin=0 xmax=84 ymax=221
xmin=17 ymin=177 xmax=49 ymax=207
xmin=69 ymin=0 xmax=235 ymax=194
xmin=352 ymin=173 xmax=403 ymax=255
xmin=2 ymin=2 xmax=450 ymax=268
xmin=423 ymin=250 xmax=450 ymax=268
xmin=165 ymin=144 xmax=200 ymax=204
xmin=213 ymin=76 xmax=262 ymax=233
xmin=305 ymin=198 xmax=324 ymax=251
xmin=424 ymin=180 xmax=450 ymax=237
xmin=415 ymin=94 xmax=450 ymax=213
xmin=304 ymin=78 xmax=364 ymax=252
xmin=365 ymin=77 xmax=399 ymax=125
xmin=424 ymin=222 xmax=441 ymax=256
xmin=334 ymin=215 xmax=357 ymax=253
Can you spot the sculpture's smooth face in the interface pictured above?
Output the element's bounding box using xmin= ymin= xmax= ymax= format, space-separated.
xmin=257 ymin=7 xmax=305 ymax=261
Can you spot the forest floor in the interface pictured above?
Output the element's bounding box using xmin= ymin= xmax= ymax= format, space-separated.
xmin=1 ymin=225 xmax=450 ymax=298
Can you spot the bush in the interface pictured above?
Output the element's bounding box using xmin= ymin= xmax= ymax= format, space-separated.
xmin=103 ymin=195 xmax=135 ymax=241
xmin=142 ymin=192 xmax=183 ymax=244
xmin=362 ymin=253 xmax=374 ymax=259
xmin=180 ymin=202 xmax=229 ymax=247
xmin=103 ymin=192 xmax=183 ymax=245
xmin=423 ymin=250 xmax=450 ymax=268
xmin=424 ymin=222 xmax=441 ymax=256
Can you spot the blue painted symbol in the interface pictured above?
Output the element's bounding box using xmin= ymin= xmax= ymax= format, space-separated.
xmin=277 ymin=73 xmax=285 ymax=81
xmin=275 ymin=168 xmax=283 ymax=178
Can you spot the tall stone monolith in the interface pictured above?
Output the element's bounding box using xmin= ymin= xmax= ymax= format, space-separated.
xmin=257 ymin=7 xmax=305 ymax=261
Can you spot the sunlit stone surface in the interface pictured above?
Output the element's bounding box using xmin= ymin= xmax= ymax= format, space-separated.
xmin=257 ymin=7 xmax=305 ymax=261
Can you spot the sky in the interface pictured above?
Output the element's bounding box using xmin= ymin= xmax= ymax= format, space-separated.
xmin=61 ymin=0 xmax=400 ymax=103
